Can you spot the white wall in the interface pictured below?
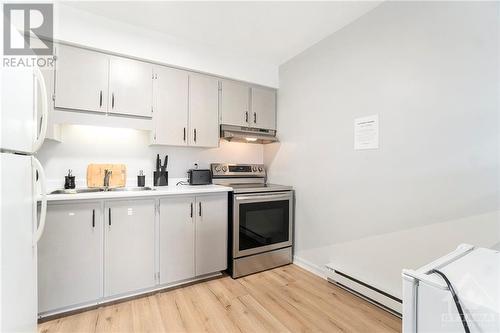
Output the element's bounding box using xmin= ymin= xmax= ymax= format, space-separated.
xmin=38 ymin=3 xmax=272 ymax=189
xmin=38 ymin=125 xmax=263 ymax=189
xmin=53 ymin=3 xmax=278 ymax=87
xmin=265 ymin=1 xmax=499 ymax=272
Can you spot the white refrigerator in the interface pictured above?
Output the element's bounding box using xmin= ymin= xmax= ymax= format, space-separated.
xmin=402 ymin=244 xmax=499 ymax=333
xmin=1 ymin=63 xmax=49 ymax=332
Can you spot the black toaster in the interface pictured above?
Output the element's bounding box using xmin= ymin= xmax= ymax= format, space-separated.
xmin=187 ymin=169 xmax=212 ymax=185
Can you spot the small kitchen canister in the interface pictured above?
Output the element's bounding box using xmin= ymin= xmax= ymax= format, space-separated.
xmin=137 ymin=170 xmax=146 ymax=187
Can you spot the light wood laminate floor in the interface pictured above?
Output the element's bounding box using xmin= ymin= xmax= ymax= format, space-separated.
xmin=39 ymin=264 xmax=401 ymax=333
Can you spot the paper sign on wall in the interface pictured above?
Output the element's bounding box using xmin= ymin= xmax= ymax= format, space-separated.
xmin=354 ymin=115 xmax=379 ymax=150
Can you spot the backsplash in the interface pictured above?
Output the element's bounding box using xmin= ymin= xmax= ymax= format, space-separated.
xmin=37 ymin=124 xmax=264 ymax=189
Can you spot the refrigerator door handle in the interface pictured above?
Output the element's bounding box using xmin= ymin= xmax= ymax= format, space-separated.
xmin=32 ymin=66 xmax=48 ymax=153
xmin=32 ymin=156 xmax=47 ymax=244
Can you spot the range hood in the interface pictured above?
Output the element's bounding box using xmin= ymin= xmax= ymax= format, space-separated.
xmin=220 ymin=124 xmax=278 ymax=144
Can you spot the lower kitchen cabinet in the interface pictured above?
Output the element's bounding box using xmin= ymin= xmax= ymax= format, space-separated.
xmin=195 ymin=193 xmax=228 ymax=275
xmin=159 ymin=193 xmax=228 ymax=284
xmin=159 ymin=196 xmax=195 ymax=284
xmin=104 ymin=199 xmax=156 ymax=297
xmin=38 ymin=192 xmax=228 ymax=316
xmin=38 ymin=202 xmax=102 ymax=313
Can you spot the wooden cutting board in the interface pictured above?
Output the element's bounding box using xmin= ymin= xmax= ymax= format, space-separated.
xmin=87 ymin=164 xmax=127 ymax=188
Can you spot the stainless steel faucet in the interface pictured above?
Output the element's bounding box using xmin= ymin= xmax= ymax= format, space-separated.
xmin=103 ymin=169 xmax=112 ymax=189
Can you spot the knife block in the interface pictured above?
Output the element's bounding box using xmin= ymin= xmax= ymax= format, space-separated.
xmin=153 ymin=171 xmax=168 ymax=186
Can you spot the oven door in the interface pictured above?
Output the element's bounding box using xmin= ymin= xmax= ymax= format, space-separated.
xmin=233 ymin=191 xmax=293 ymax=258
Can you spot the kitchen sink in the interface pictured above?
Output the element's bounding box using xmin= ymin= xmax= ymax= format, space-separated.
xmin=108 ymin=187 xmax=155 ymax=192
xmin=50 ymin=187 xmax=155 ymax=194
xmin=50 ymin=188 xmax=105 ymax=194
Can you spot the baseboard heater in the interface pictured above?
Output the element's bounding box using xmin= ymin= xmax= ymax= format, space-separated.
xmin=325 ymin=266 xmax=402 ymax=317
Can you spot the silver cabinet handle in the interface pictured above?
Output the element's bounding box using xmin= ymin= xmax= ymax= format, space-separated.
xmin=99 ymin=90 xmax=102 ymax=107
xmin=183 ymin=127 xmax=186 ymax=142
xmin=198 ymin=202 xmax=202 ymax=217
xmin=190 ymin=202 xmax=193 ymax=218
xmin=108 ymin=208 xmax=111 ymax=226
xmin=111 ymin=93 xmax=115 ymax=109
xmin=194 ymin=128 xmax=197 ymax=142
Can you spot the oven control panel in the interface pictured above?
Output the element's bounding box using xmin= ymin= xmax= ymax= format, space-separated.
xmin=211 ymin=163 xmax=266 ymax=178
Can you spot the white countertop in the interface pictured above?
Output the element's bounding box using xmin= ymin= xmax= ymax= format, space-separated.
xmin=42 ymin=184 xmax=232 ymax=202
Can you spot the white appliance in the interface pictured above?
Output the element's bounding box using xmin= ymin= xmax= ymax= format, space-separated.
xmin=1 ymin=61 xmax=49 ymax=332
xmin=402 ymin=244 xmax=499 ymax=333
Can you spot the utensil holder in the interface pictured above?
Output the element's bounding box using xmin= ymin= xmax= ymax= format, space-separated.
xmin=64 ymin=176 xmax=75 ymax=189
xmin=153 ymin=171 xmax=168 ymax=186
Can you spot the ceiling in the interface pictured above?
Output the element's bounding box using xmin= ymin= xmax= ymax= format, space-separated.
xmin=63 ymin=1 xmax=381 ymax=65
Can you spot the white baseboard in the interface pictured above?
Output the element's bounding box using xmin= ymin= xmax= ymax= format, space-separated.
xmin=293 ymin=255 xmax=327 ymax=279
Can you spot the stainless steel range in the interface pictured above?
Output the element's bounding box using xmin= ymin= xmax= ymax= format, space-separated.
xmin=211 ymin=163 xmax=293 ymax=278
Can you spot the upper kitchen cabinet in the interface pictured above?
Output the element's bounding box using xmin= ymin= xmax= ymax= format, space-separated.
xmin=220 ymin=80 xmax=277 ymax=131
xmin=251 ymin=87 xmax=277 ymax=130
xmin=54 ymin=44 xmax=109 ymax=113
xmin=188 ymin=74 xmax=220 ymax=148
xmin=54 ymin=44 xmax=153 ymax=118
xmin=151 ymin=66 xmax=189 ymax=146
xmin=108 ymin=57 xmax=153 ymax=117
xmin=220 ymin=80 xmax=250 ymax=127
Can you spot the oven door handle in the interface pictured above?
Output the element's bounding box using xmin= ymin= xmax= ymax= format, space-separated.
xmin=235 ymin=193 xmax=291 ymax=201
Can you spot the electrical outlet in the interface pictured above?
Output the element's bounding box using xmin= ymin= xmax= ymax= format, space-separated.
xmin=188 ymin=161 xmax=199 ymax=170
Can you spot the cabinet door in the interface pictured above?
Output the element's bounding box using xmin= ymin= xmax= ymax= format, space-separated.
xmin=108 ymin=57 xmax=153 ymax=117
xmin=220 ymin=80 xmax=250 ymax=127
xmin=159 ymin=196 xmax=195 ymax=284
xmin=38 ymin=202 xmax=102 ymax=313
xmin=104 ymin=199 xmax=155 ymax=297
xmin=189 ymin=74 xmax=219 ymax=148
xmin=54 ymin=44 xmax=109 ymax=113
xmin=152 ymin=66 xmax=188 ymax=146
xmin=251 ymin=87 xmax=276 ymax=130
xmin=195 ymin=193 xmax=228 ymax=276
